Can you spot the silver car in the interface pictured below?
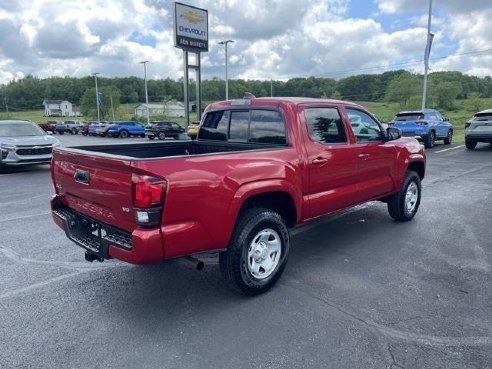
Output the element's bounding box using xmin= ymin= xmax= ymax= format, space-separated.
xmin=0 ymin=120 xmax=61 ymax=172
xmin=465 ymin=109 xmax=492 ymax=150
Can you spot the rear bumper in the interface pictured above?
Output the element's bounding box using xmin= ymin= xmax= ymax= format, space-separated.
xmin=51 ymin=196 xmax=164 ymax=264
xmin=465 ymin=133 xmax=492 ymax=143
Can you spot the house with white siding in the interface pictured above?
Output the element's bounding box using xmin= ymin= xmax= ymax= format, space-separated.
xmin=43 ymin=100 xmax=75 ymax=117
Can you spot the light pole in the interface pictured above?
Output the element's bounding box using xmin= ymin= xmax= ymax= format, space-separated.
xmin=422 ymin=0 xmax=433 ymax=110
xmin=92 ymin=72 xmax=100 ymax=121
xmin=218 ymin=40 xmax=234 ymax=100
xmin=140 ymin=61 xmax=150 ymax=125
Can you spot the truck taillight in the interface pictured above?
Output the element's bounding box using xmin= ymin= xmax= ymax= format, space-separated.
xmin=132 ymin=174 xmax=166 ymax=227
xmin=416 ymin=120 xmax=428 ymax=125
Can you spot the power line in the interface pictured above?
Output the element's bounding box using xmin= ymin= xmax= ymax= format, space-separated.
xmin=313 ymin=48 xmax=492 ymax=78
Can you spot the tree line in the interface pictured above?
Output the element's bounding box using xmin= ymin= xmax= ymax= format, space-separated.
xmin=0 ymin=70 xmax=491 ymax=115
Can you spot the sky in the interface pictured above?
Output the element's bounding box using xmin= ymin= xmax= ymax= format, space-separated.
xmin=0 ymin=0 xmax=491 ymax=85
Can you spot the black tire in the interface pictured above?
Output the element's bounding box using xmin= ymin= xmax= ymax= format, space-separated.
xmin=465 ymin=138 xmax=477 ymax=150
xmin=443 ymin=129 xmax=453 ymax=145
xmin=140 ymin=134 xmax=145 ymax=138
xmin=71 ymin=128 xmax=78 ymax=135
xmin=148 ymin=136 xmax=154 ymax=140
xmin=119 ymin=130 xmax=129 ymax=138
xmin=158 ymin=132 xmax=166 ymax=140
xmin=219 ymin=208 xmax=290 ymax=295
xmin=424 ymin=131 xmax=435 ymax=148
xmin=387 ymin=170 xmax=421 ymax=222
xmin=58 ymin=131 xmax=64 ymax=135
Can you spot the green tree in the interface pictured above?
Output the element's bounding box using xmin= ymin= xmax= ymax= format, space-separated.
xmin=385 ymin=73 xmax=421 ymax=108
xmin=427 ymin=81 xmax=461 ymax=110
xmin=80 ymin=86 xmax=122 ymax=120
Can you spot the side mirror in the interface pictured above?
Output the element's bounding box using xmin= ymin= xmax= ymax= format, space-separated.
xmin=443 ymin=116 xmax=449 ymax=121
xmin=386 ymin=127 xmax=402 ymax=141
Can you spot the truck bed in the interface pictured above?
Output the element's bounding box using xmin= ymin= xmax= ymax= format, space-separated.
xmin=63 ymin=140 xmax=284 ymax=159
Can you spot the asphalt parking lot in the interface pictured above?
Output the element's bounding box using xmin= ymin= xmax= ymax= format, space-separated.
xmin=0 ymin=136 xmax=491 ymax=369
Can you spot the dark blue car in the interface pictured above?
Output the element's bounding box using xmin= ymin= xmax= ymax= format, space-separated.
xmin=107 ymin=121 xmax=145 ymax=138
xmin=390 ymin=109 xmax=453 ymax=148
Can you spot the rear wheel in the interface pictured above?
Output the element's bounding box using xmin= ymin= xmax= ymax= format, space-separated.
xmin=443 ymin=129 xmax=453 ymax=145
xmin=119 ymin=130 xmax=129 ymax=138
xmin=424 ymin=131 xmax=435 ymax=148
xmin=465 ymin=138 xmax=477 ymax=150
xmin=71 ymin=128 xmax=78 ymax=135
xmin=158 ymin=132 xmax=166 ymax=140
xmin=148 ymin=136 xmax=154 ymax=140
xmin=387 ymin=170 xmax=421 ymax=222
xmin=219 ymin=208 xmax=290 ymax=295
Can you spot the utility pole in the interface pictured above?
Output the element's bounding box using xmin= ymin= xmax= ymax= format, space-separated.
xmin=110 ymin=95 xmax=115 ymax=120
xmin=218 ymin=40 xmax=234 ymax=100
xmin=92 ymin=72 xmax=100 ymax=121
xmin=422 ymin=0 xmax=433 ymax=110
xmin=140 ymin=61 xmax=150 ymax=125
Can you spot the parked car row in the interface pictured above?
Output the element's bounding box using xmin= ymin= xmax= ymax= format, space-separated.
xmin=35 ymin=107 xmax=492 ymax=149
xmin=38 ymin=120 xmax=189 ymax=139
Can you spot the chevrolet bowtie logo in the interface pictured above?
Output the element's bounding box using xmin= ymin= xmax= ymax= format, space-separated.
xmin=181 ymin=11 xmax=204 ymax=24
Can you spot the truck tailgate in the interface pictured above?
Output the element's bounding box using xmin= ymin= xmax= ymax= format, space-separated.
xmin=51 ymin=148 xmax=137 ymax=232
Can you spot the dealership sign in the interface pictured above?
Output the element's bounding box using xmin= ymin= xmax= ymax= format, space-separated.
xmin=174 ymin=2 xmax=208 ymax=52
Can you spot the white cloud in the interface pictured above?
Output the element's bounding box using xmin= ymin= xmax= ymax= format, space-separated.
xmin=0 ymin=0 xmax=491 ymax=85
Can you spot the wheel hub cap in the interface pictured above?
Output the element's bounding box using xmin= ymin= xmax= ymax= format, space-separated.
xmin=247 ymin=229 xmax=282 ymax=280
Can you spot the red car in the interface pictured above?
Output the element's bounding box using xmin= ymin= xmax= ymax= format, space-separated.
xmin=38 ymin=121 xmax=57 ymax=133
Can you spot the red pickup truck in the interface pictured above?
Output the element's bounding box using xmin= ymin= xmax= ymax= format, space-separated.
xmin=51 ymin=96 xmax=426 ymax=295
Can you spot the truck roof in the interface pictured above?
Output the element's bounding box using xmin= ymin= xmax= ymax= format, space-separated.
xmin=205 ymin=97 xmax=365 ymax=112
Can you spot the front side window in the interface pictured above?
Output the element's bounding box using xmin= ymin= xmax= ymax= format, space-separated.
xmin=304 ymin=107 xmax=347 ymax=144
xmin=346 ymin=108 xmax=382 ymax=142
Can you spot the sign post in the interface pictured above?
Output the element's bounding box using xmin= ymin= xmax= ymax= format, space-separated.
xmin=173 ymin=2 xmax=208 ymax=127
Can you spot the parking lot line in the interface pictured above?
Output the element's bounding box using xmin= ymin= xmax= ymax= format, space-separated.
xmin=435 ymin=145 xmax=464 ymax=154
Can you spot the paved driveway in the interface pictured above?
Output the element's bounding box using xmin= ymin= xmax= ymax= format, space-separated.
xmin=0 ymin=141 xmax=491 ymax=368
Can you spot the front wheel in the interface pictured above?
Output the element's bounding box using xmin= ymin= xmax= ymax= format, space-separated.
xmin=219 ymin=208 xmax=290 ymax=295
xmin=387 ymin=170 xmax=421 ymax=222
xmin=119 ymin=130 xmax=129 ymax=138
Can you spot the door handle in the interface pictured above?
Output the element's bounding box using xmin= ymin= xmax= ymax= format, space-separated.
xmin=358 ymin=153 xmax=369 ymax=160
xmin=312 ymin=157 xmax=328 ymax=165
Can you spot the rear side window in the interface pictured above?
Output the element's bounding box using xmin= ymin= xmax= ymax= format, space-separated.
xmin=229 ymin=111 xmax=250 ymax=142
xmin=200 ymin=109 xmax=286 ymax=144
xmin=304 ymin=107 xmax=347 ymax=144
xmin=250 ymin=110 xmax=286 ymax=144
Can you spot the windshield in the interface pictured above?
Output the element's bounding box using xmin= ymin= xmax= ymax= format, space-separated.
xmin=0 ymin=123 xmax=46 ymax=137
